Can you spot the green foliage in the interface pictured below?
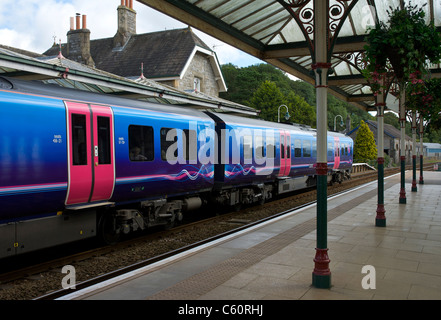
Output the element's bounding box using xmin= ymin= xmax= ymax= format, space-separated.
xmin=286 ymin=91 xmax=316 ymax=127
xmin=363 ymin=4 xmax=441 ymax=82
xmin=354 ymin=120 xmax=377 ymax=162
xmin=248 ymin=81 xmax=287 ymax=122
xmin=220 ymin=63 xmax=374 ymax=129
xmin=407 ymin=76 xmax=441 ymax=130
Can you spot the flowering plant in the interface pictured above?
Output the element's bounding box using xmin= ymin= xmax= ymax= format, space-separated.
xmin=363 ymin=4 xmax=441 ymax=84
xmin=406 ymin=75 xmax=441 ymax=128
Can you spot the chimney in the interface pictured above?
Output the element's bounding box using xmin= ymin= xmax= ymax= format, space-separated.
xmin=66 ymin=13 xmax=94 ymax=66
xmin=113 ymin=0 xmax=136 ymax=49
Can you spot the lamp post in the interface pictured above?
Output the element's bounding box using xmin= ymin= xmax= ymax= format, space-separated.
xmin=278 ymin=104 xmax=290 ymax=123
xmin=334 ymin=115 xmax=343 ymax=131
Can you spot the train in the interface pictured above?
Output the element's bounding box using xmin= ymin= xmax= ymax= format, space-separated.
xmin=0 ymin=76 xmax=353 ymax=258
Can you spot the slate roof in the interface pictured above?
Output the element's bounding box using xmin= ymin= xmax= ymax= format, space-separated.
xmin=347 ymin=120 xmax=411 ymax=141
xmin=43 ymin=27 xmax=212 ymax=79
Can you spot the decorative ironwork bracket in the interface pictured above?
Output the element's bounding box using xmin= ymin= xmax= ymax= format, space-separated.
xmin=277 ymin=0 xmax=359 ymax=62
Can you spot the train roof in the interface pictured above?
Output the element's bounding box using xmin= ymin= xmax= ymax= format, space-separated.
xmin=0 ymin=76 xmax=212 ymax=120
xmin=206 ymin=112 xmax=351 ymax=139
xmin=1 ymin=77 xmax=352 ymax=140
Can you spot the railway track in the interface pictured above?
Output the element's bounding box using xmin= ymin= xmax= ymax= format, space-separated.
xmin=0 ymin=165 xmax=433 ymax=300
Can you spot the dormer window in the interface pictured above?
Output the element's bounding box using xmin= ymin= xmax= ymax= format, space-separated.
xmin=194 ymin=77 xmax=201 ymax=92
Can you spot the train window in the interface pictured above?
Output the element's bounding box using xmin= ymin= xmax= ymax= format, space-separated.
xmin=303 ymin=140 xmax=311 ymax=157
xmin=286 ymin=135 xmax=291 ymax=159
xmin=183 ymin=129 xmax=197 ymax=161
xmin=161 ymin=128 xmax=178 ymax=161
xmin=243 ymin=135 xmax=253 ymax=161
xmin=328 ymin=142 xmax=333 ymax=157
xmin=294 ymin=139 xmax=301 ymax=157
xmin=129 ymin=125 xmax=154 ymax=162
xmin=280 ymin=141 xmax=285 ymax=159
xmin=72 ymin=114 xmax=87 ymax=166
xmin=97 ymin=117 xmax=111 ymax=164
xmin=312 ymin=140 xmax=317 ymax=158
xmin=255 ymin=135 xmax=265 ymax=159
xmin=266 ymin=136 xmax=275 ymax=158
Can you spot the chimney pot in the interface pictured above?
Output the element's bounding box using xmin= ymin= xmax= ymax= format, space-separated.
xmin=70 ymin=17 xmax=74 ymax=30
xmin=129 ymin=0 xmax=133 ymax=9
xmin=76 ymin=13 xmax=80 ymax=30
xmin=82 ymin=15 xmax=87 ymax=29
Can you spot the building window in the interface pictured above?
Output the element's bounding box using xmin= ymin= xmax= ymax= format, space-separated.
xmin=194 ymin=77 xmax=201 ymax=92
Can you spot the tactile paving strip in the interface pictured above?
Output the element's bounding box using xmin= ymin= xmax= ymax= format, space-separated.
xmin=147 ymin=178 xmax=398 ymax=300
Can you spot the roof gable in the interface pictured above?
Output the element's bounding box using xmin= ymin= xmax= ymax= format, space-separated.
xmin=44 ymin=28 xmax=212 ymax=80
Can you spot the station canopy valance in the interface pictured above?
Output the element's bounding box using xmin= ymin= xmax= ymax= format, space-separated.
xmin=139 ymin=0 xmax=441 ymax=113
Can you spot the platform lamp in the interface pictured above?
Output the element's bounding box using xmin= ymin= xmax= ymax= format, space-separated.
xmin=334 ymin=115 xmax=344 ymax=132
xmin=278 ymin=104 xmax=290 ymax=123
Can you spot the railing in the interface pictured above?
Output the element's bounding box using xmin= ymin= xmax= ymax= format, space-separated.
xmin=352 ymin=163 xmax=377 ymax=174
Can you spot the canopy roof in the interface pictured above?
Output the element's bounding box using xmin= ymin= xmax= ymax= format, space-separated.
xmin=0 ymin=45 xmax=257 ymax=115
xmin=139 ymin=0 xmax=441 ymax=112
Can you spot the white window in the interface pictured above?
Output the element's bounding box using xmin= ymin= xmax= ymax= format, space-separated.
xmin=194 ymin=77 xmax=201 ymax=92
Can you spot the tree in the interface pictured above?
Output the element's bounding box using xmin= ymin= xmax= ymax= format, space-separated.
xmin=354 ymin=120 xmax=377 ymax=162
xmin=248 ymin=81 xmax=287 ymax=122
xmin=286 ymin=91 xmax=316 ymax=127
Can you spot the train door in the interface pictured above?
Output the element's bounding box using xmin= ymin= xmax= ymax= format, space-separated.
xmin=279 ymin=130 xmax=291 ymax=176
xmin=334 ymin=137 xmax=340 ymax=169
xmin=65 ymin=101 xmax=115 ymax=205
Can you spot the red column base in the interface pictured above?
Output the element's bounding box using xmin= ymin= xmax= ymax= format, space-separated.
xmin=399 ymin=188 xmax=407 ymax=204
xmin=312 ymin=248 xmax=331 ymax=288
xmin=376 ymin=204 xmax=386 ymax=227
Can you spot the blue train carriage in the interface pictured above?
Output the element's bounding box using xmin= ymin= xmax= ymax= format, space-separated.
xmin=205 ymin=112 xmax=353 ymax=209
xmin=0 ymin=79 xmax=87 ymax=258
xmin=327 ymin=131 xmax=353 ymax=184
xmin=107 ymin=102 xmax=215 ymax=242
xmin=204 ymin=112 xmax=280 ymax=208
xmin=0 ymin=77 xmax=215 ymax=256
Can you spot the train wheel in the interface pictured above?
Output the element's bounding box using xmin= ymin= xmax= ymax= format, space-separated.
xmin=98 ymin=214 xmax=121 ymax=245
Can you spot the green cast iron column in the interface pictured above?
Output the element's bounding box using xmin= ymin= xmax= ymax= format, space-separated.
xmin=376 ymin=101 xmax=386 ymax=227
xmin=399 ymin=86 xmax=407 ymax=204
xmin=411 ymin=111 xmax=417 ymax=192
xmin=311 ymin=0 xmax=331 ymax=289
xmin=419 ymin=113 xmax=425 ymax=185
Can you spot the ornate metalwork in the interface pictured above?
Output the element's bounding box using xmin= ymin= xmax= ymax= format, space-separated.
xmin=278 ymin=0 xmax=359 ymax=61
xmin=285 ymin=0 xmax=311 ymax=7
xmin=279 ymin=0 xmax=314 ymax=56
xmin=333 ymin=51 xmax=366 ymax=74
xmin=328 ymin=0 xmax=358 ymax=54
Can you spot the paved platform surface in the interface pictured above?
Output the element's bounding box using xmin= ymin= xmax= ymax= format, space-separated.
xmin=62 ymin=170 xmax=441 ymax=301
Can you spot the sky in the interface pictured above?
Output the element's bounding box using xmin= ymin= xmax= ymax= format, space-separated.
xmin=0 ymin=0 xmax=263 ymax=68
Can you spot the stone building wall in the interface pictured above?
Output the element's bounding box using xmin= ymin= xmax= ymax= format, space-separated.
xmin=178 ymin=52 xmax=219 ymax=97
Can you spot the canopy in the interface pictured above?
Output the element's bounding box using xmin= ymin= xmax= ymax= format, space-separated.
xmin=139 ymin=0 xmax=441 ymax=112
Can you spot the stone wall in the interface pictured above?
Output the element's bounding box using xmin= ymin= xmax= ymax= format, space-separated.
xmin=178 ymin=52 xmax=219 ymax=97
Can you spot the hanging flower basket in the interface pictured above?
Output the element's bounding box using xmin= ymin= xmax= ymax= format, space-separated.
xmin=363 ymin=4 xmax=441 ymax=84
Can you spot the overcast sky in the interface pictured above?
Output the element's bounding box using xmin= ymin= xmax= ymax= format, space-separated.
xmin=0 ymin=0 xmax=263 ymax=67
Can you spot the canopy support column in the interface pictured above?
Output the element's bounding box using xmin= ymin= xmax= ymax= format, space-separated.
xmin=412 ymin=110 xmax=418 ymax=192
xmin=419 ymin=113 xmax=425 ymax=185
xmin=376 ymin=97 xmax=386 ymax=227
xmin=312 ymin=0 xmax=331 ymax=289
xmin=399 ymin=85 xmax=407 ymax=204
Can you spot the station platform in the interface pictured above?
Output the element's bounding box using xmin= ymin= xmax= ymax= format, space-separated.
xmin=61 ymin=170 xmax=441 ymax=301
